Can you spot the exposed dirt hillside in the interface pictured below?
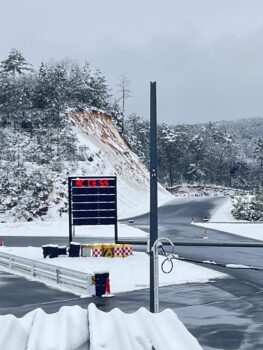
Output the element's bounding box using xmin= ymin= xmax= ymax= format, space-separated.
xmin=70 ymin=109 xmax=172 ymax=218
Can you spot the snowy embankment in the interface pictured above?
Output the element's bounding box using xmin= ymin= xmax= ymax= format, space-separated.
xmin=0 ymin=111 xmax=172 ymax=237
xmin=0 ymin=303 xmax=203 ymax=350
xmin=0 ymin=247 xmax=226 ymax=294
xmin=0 ymin=109 xmax=172 ymax=223
xmin=194 ymin=197 xmax=263 ymax=241
xmin=70 ymin=110 xmax=172 ymax=220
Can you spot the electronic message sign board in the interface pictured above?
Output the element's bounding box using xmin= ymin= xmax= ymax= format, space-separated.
xmin=68 ymin=176 xmax=117 ymax=242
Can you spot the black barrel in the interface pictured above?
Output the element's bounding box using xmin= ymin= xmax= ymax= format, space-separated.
xmin=42 ymin=245 xmax=50 ymax=259
xmin=95 ymin=272 xmax=109 ymax=296
xmin=58 ymin=246 xmax=67 ymax=255
xmin=49 ymin=245 xmax=59 ymax=258
xmin=68 ymin=242 xmax=80 ymax=257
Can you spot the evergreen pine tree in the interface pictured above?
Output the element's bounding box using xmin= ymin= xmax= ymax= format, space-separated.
xmin=0 ymin=49 xmax=33 ymax=75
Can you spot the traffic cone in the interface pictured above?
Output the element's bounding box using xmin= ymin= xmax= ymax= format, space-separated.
xmin=203 ymin=229 xmax=208 ymax=240
xmin=102 ymin=277 xmax=114 ymax=298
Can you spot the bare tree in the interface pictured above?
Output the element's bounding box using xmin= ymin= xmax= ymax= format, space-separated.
xmin=117 ymin=74 xmax=132 ymax=134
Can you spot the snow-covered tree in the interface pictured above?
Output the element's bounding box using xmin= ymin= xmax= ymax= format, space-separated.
xmin=254 ymin=138 xmax=263 ymax=187
xmin=0 ymin=49 xmax=33 ymax=75
xmin=232 ymin=190 xmax=263 ymax=221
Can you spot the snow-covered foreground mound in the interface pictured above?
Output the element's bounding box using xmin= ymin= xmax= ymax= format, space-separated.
xmin=89 ymin=304 xmax=203 ymax=350
xmin=0 ymin=247 xmax=226 ymax=294
xmin=0 ymin=303 xmax=203 ymax=350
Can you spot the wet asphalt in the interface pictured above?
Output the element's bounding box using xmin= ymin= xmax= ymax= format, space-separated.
xmin=1 ymin=196 xmax=263 ymax=349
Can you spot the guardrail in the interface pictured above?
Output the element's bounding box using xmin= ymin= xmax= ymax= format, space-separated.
xmin=0 ymin=252 xmax=95 ymax=295
xmin=193 ymin=221 xmax=263 ymax=224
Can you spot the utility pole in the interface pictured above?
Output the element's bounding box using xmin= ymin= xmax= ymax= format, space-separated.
xmin=149 ymin=81 xmax=158 ymax=313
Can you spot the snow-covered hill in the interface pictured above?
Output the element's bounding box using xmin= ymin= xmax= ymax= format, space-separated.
xmin=0 ymin=109 xmax=171 ymax=222
xmin=70 ymin=109 xmax=172 ymax=219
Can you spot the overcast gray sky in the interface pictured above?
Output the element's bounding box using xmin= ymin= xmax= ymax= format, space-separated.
xmin=1 ymin=0 xmax=263 ymax=124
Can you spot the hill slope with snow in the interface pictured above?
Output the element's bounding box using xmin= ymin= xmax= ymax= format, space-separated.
xmin=70 ymin=109 xmax=172 ymax=219
xmin=0 ymin=109 xmax=171 ymax=222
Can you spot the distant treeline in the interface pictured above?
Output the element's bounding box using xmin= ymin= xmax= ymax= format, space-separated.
xmin=124 ymin=114 xmax=263 ymax=190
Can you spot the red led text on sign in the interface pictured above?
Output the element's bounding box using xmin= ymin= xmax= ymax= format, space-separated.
xmin=75 ymin=179 xmax=109 ymax=188
xmin=87 ymin=180 xmax=97 ymax=187
xmin=76 ymin=180 xmax=84 ymax=187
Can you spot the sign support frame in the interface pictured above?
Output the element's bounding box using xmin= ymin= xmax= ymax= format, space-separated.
xmin=68 ymin=176 xmax=118 ymax=244
xmin=68 ymin=178 xmax=73 ymax=244
xmin=114 ymin=178 xmax=118 ymax=243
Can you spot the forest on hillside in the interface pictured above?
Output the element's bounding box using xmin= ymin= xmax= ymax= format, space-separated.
xmin=1 ymin=49 xmax=262 ymax=193
xmin=0 ymin=49 xmax=124 ymax=220
xmin=0 ymin=49 xmax=263 ymax=221
xmin=124 ymin=115 xmax=263 ymax=190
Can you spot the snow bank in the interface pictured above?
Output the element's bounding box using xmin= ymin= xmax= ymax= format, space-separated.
xmin=194 ymin=197 xmax=263 ymax=241
xmin=0 ymin=304 xmax=203 ymax=350
xmin=209 ymin=197 xmax=237 ymax=222
xmin=0 ymin=247 xmax=226 ymax=294
xmin=194 ymin=222 xmax=263 ymax=241
xmin=88 ymin=303 xmax=202 ymax=350
xmin=0 ymin=305 xmax=88 ymax=350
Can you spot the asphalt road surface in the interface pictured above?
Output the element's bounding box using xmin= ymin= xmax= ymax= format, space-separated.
xmin=1 ymin=196 xmax=263 ymax=349
xmin=130 ymin=197 xmax=263 ymax=286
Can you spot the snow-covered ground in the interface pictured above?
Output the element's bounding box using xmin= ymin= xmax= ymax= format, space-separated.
xmin=0 ymin=303 xmax=203 ymax=350
xmin=194 ymin=197 xmax=263 ymax=241
xmin=0 ymin=219 xmax=147 ymax=239
xmin=0 ymin=246 xmax=226 ymax=294
xmin=195 ymin=221 xmax=263 ymax=241
xmin=209 ymin=197 xmax=238 ymax=222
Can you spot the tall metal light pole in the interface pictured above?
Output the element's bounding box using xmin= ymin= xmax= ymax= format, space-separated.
xmin=150 ymin=82 xmax=158 ymax=313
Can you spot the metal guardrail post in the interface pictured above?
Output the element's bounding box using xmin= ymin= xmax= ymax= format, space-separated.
xmin=56 ymin=268 xmax=60 ymax=284
xmin=86 ymin=275 xmax=91 ymax=294
xmin=31 ymin=263 xmax=35 ymax=277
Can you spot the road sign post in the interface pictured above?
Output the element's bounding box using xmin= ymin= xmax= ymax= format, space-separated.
xmin=68 ymin=176 xmax=117 ymax=243
xmin=149 ymin=82 xmax=158 ymax=313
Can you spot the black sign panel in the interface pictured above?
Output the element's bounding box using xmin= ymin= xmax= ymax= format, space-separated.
xmin=72 ymin=218 xmax=116 ymax=226
xmin=69 ymin=176 xmax=117 ymax=227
